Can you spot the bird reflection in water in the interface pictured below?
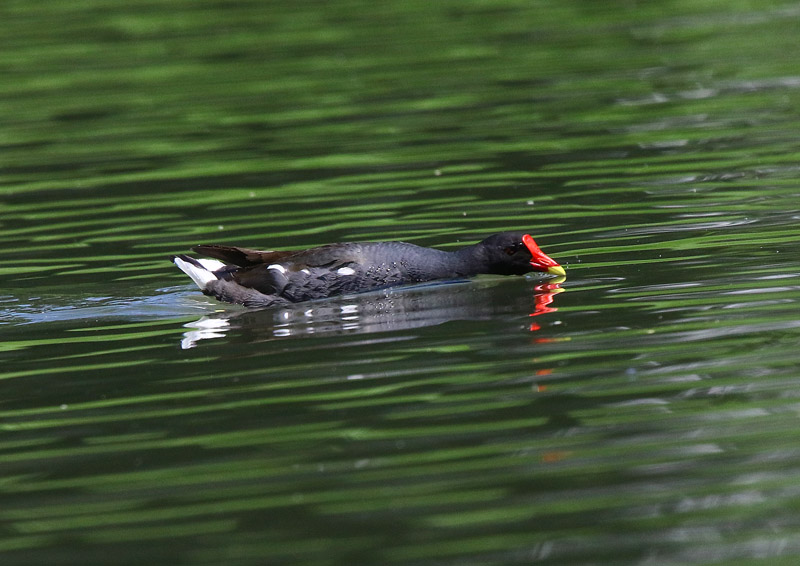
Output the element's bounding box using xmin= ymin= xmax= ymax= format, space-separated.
xmin=529 ymin=279 xmax=565 ymax=332
xmin=179 ymin=276 xmax=565 ymax=349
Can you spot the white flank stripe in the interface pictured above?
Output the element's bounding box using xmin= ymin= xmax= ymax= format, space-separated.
xmin=337 ymin=267 xmax=356 ymax=276
xmin=267 ymin=264 xmax=286 ymax=274
xmin=173 ymin=257 xmax=216 ymax=289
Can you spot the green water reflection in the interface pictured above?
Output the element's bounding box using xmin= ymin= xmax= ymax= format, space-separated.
xmin=2 ymin=1 xmax=800 ymax=565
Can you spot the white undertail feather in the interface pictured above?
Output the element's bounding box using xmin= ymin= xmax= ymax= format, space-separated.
xmin=197 ymin=258 xmax=226 ymax=271
xmin=173 ymin=257 xmax=218 ymax=290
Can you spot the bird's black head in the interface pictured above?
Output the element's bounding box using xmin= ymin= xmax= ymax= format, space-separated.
xmin=476 ymin=232 xmax=565 ymax=276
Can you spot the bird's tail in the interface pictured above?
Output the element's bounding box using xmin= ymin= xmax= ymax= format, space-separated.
xmin=171 ymin=255 xmax=226 ymax=290
xmin=171 ymin=254 xmax=286 ymax=308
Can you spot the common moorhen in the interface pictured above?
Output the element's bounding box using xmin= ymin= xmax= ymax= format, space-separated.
xmin=171 ymin=231 xmax=565 ymax=307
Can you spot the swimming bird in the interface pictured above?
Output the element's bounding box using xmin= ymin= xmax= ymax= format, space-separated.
xmin=171 ymin=232 xmax=565 ymax=307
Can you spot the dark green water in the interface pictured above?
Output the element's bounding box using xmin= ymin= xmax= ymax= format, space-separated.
xmin=3 ymin=1 xmax=800 ymax=564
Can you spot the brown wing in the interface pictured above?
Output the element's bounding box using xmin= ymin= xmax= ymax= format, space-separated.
xmin=192 ymin=244 xmax=297 ymax=267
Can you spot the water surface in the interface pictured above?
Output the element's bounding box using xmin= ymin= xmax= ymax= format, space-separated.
xmin=2 ymin=1 xmax=800 ymax=565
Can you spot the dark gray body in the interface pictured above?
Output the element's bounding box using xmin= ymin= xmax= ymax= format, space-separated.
xmin=211 ymin=241 xmax=473 ymax=305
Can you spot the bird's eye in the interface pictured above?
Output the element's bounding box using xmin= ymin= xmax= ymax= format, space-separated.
xmin=504 ymin=245 xmax=519 ymax=256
